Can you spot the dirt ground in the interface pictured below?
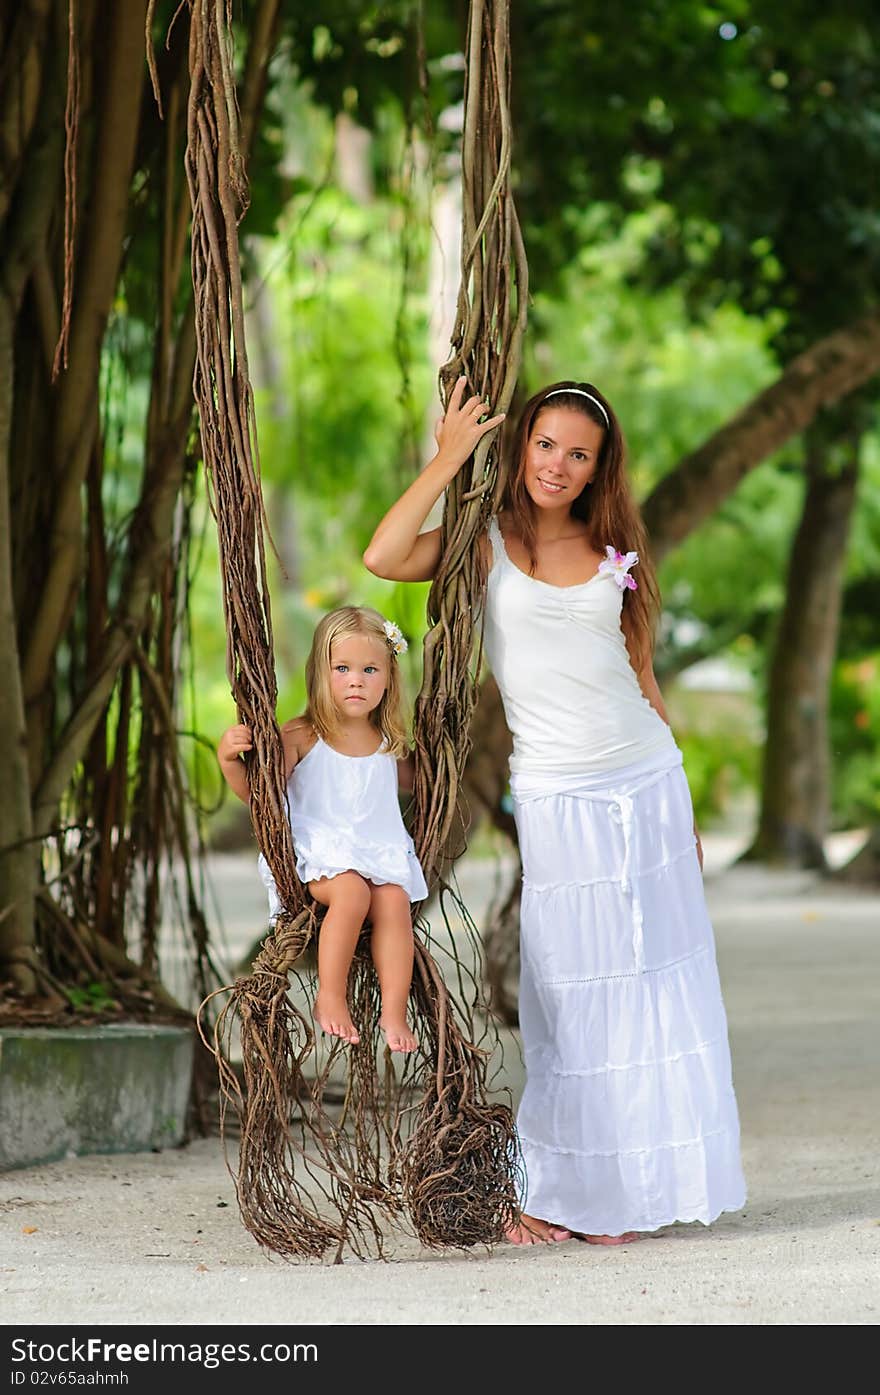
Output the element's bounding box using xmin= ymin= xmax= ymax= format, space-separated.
xmin=1 ymin=839 xmax=878 ymax=1327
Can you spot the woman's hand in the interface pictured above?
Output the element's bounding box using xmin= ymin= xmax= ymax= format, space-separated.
xmin=694 ymin=822 xmax=704 ymax=873
xmin=434 ymin=375 xmax=505 ymax=469
xmin=217 ymin=724 xmax=252 ymax=766
xmin=363 ymin=377 xmax=503 ymax=583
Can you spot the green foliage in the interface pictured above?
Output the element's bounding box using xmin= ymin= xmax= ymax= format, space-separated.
xmin=523 ymin=208 xmax=797 ymax=690
xmin=523 ymin=210 xmax=781 ymax=494
xmin=278 ymin=2 xmax=461 ymax=150
xmin=830 ymin=658 xmax=880 ymax=825
xmin=667 ymin=688 xmax=760 ymax=827
xmin=95 ymin=4 xmax=880 ymax=843
xmin=66 ymin=983 xmax=121 ymax=1015
xmin=187 ymin=92 xmax=436 ymax=766
xmin=676 ymin=729 xmax=760 ymax=828
xmin=509 ymin=1 xmax=880 ymax=357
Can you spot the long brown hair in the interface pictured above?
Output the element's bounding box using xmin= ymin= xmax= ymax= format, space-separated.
xmin=502 ymin=380 xmax=660 ymax=670
xmin=304 ymin=606 xmax=409 ymax=757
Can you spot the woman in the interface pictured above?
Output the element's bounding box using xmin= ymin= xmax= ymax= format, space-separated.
xmin=363 ymin=376 xmax=746 ymax=1244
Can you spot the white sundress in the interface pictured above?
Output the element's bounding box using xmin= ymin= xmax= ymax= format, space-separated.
xmin=482 ymin=517 xmax=747 ymax=1235
xmin=257 ymin=735 xmax=428 ymax=921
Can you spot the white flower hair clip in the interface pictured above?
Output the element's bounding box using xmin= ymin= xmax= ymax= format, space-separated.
xmin=382 ymin=619 xmax=408 ymax=655
xmin=597 ymin=546 xmax=639 ymax=591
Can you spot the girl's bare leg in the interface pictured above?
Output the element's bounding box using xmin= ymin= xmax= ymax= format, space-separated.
xmin=309 ymin=871 xmax=371 ymax=1044
xmin=368 ymin=883 xmax=417 ymax=1052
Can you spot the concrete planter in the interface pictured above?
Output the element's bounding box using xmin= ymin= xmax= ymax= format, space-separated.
xmin=0 ymin=1023 xmax=195 ymax=1170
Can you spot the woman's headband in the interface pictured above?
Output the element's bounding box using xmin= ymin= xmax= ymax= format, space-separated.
xmin=542 ymin=387 xmax=610 ymax=428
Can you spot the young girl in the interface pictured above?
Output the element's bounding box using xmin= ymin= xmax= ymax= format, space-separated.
xmin=217 ymin=605 xmax=428 ymax=1053
xmin=363 ymin=377 xmax=747 ymax=1241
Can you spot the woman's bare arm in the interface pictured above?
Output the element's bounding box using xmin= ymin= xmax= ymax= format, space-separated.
xmin=637 ymin=662 xmax=671 ymax=727
xmin=363 ymin=376 xmax=504 ymax=582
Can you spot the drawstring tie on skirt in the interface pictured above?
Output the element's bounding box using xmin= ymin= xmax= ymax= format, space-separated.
xmin=511 ymin=753 xmax=683 ymax=977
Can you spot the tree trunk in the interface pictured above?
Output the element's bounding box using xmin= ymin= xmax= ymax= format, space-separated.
xmin=0 ymin=299 xmax=37 ymax=991
xmin=424 ymin=105 xmax=462 ymax=468
xmin=334 ymin=113 xmax=374 ymax=203
xmin=743 ymin=424 xmax=861 ymax=867
xmin=835 ymin=826 xmax=880 ymax=886
xmin=0 ymin=0 xmax=72 ymax=988
xmin=22 ymin=0 xmax=149 ymax=710
xmin=30 ymin=0 xmax=283 ymax=842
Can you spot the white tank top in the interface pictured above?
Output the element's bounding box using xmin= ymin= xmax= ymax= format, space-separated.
xmin=290 ymin=733 xmax=400 ymax=833
xmin=482 ymin=517 xmax=677 ymax=777
xmin=257 ymin=734 xmax=428 ymax=908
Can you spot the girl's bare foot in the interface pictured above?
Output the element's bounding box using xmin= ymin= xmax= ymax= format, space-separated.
xmin=577 ymin=1231 xmax=640 ymax=1245
xmin=314 ymin=993 xmax=360 ymax=1045
xmin=505 ymin=1213 xmax=572 ymax=1245
xmin=379 ymin=1016 xmax=418 ymax=1053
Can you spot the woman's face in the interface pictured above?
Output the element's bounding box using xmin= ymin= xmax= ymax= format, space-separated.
xmin=522 ymin=407 xmax=604 ymax=512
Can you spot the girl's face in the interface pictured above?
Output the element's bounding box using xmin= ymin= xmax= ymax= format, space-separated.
xmin=328 ymin=633 xmax=389 ymax=718
xmin=522 ymin=407 xmax=604 ymax=512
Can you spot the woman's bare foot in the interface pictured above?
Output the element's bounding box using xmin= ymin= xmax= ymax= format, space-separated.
xmin=505 ymin=1213 xmax=572 ymax=1245
xmin=379 ymin=1016 xmax=418 ymax=1053
xmin=314 ymin=993 xmax=360 ymax=1045
xmin=576 ymin=1231 xmax=640 ymax=1245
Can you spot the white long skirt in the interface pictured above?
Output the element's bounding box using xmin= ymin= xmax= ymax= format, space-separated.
xmin=510 ymin=747 xmax=746 ymax=1236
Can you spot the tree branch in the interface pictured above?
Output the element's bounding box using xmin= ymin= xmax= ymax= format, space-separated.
xmin=644 ymin=310 xmax=880 ymax=562
xmin=30 ymin=0 xmax=283 ymax=837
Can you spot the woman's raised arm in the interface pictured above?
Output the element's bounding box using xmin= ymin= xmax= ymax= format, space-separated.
xmin=363 ymin=377 xmax=504 ymax=582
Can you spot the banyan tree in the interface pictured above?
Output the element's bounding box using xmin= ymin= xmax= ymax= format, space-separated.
xmin=180 ymin=0 xmax=527 ymax=1257
xmin=6 ymin=0 xmax=880 ymax=1264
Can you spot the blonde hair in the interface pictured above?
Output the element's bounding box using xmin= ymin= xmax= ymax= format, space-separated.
xmin=304 ymin=605 xmax=410 ymax=758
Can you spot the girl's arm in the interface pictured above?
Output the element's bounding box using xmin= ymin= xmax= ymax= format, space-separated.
xmin=363 ymin=377 xmax=504 ymax=582
xmin=637 ymin=662 xmax=704 ymax=871
xmin=217 ymin=724 xmax=253 ymax=804
xmin=280 ymin=717 xmax=311 ymax=777
xmin=218 ymin=718 xmax=309 ymax=805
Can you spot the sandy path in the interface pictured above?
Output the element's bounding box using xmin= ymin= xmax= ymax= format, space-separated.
xmin=1 ymin=847 xmax=878 ymax=1326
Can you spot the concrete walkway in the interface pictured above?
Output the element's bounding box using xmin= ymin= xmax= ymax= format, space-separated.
xmin=1 ymin=841 xmax=878 ymax=1326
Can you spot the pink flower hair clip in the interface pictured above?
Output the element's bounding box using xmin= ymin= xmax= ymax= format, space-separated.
xmin=598 ymin=546 xmax=639 ymax=591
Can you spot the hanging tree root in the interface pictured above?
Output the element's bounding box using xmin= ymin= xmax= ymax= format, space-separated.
xmin=207 ymin=907 xmax=391 ymax=1261
xmin=181 ymin=0 xmax=528 ymax=1258
xmin=184 ymin=0 xmax=392 ymax=1258
xmin=482 ymin=852 xmax=523 ymax=1029
xmin=394 ymin=939 xmax=523 ymax=1248
xmin=402 ymin=0 xmax=529 ymax=1244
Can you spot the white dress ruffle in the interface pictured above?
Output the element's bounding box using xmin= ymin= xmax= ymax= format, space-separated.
xmin=257 ymin=736 xmax=428 ymax=919
xmin=511 ymin=748 xmax=747 ymax=1235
